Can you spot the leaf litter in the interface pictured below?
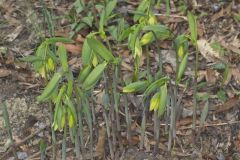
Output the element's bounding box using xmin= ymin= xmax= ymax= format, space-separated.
xmin=1 ymin=0 xmax=240 ymax=159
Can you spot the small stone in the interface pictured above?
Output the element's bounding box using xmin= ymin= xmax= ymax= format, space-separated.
xmin=17 ymin=151 xmax=28 ymax=159
xmin=212 ymin=4 xmax=221 ymax=12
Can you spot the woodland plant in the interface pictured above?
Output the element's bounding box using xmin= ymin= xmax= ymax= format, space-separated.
xmin=23 ymin=0 xmax=201 ymax=159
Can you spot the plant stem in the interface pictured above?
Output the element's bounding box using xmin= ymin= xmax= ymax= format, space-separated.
xmin=62 ymin=119 xmax=67 ymax=160
xmin=2 ymin=101 xmax=17 ymax=159
xmin=153 ymin=111 xmax=160 ymax=154
xmin=49 ymin=102 xmax=57 ymax=160
xmin=193 ymin=49 xmax=199 ymax=133
xmin=103 ymin=72 xmax=114 ymax=159
xmin=140 ymin=100 xmax=148 ymax=150
xmin=113 ymin=65 xmax=123 ymax=151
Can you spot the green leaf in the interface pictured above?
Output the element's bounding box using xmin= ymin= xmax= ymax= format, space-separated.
xmin=87 ymin=37 xmax=114 ymax=62
xmin=39 ymin=139 xmax=47 ymax=152
xmin=128 ymin=25 xmax=142 ymax=51
xmin=78 ymin=65 xmax=92 ymax=83
xmin=123 ymin=81 xmax=148 ymax=93
xmin=67 ymin=72 xmax=73 ymax=97
xmin=57 ymin=45 xmax=69 ymax=72
xmin=74 ymin=0 xmax=85 ymax=13
xmin=99 ymin=10 xmax=106 ymax=35
xmin=45 ymin=37 xmax=73 ymax=44
xmin=140 ymin=32 xmax=154 ymax=46
xmin=142 ymin=24 xmax=171 ymax=35
xmin=65 ymin=95 xmax=77 ymax=128
xmin=82 ymin=39 xmax=93 ymax=66
xmin=158 ymin=83 xmax=168 ymax=117
xmin=134 ymin=38 xmax=142 ymax=58
xmin=187 ymin=11 xmax=197 ymax=45
xmin=82 ymin=61 xmax=107 ymax=90
xmin=143 ymin=76 xmax=169 ymax=98
xmin=210 ymin=41 xmax=225 ymax=56
xmin=34 ymin=43 xmax=47 ymax=72
xmin=105 ymin=0 xmax=117 ymax=18
xmin=196 ymin=92 xmax=209 ymax=101
xmin=212 ymin=63 xmax=226 ymax=70
xmin=58 ymin=105 xmax=65 ymax=130
xmin=174 ymin=35 xmax=188 ymax=59
xmin=176 ymin=53 xmax=188 ymax=85
xmin=141 ymin=25 xmax=172 ymax=45
xmin=67 ymin=107 xmax=75 ymax=128
xmin=54 ymin=85 xmax=66 ymax=106
xmin=82 ymin=16 xmax=93 ymax=27
xmin=200 ymin=100 xmax=208 ymax=127
xmin=133 ymin=0 xmax=149 ymax=22
xmin=149 ymin=91 xmax=161 ymax=111
xmin=234 ymin=14 xmax=240 ymax=22
xmin=223 ymin=65 xmax=230 ymax=85
xmin=165 ymin=0 xmax=170 ymax=16
xmin=20 ymin=55 xmax=43 ymax=62
xmin=119 ymin=27 xmax=132 ymax=42
xmin=37 ymin=72 xmax=62 ymax=102
xmin=217 ymin=90 xmax=227 ymax=102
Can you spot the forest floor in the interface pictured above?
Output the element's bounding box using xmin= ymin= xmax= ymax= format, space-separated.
xmin=0 ymin=0 xmax=240 ymax=160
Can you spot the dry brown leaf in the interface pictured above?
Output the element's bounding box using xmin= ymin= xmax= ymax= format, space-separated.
xmin=144 ymin=135 xmax=150 ymax=152
xmin=214 ymin=96 xmax=240 ymax=113
xmin=219 ymin=38 xmax=240 ymax=55
xmin=122 ymin=136 xmax=140 ymax=146
xmin=96 ymin=127 xmax=106 ymax=159
xmin=56 ymin=43 xmax=82 ymax=55
xmin=5 ymin=53 xmax=14 ymax=65
xmin=6 ymin=26 xmax=23 ymax=42
xmin=223 ymin=68 xmax=232 ymax=85
xmin=163 ymin=63 xmax=174 ymax=74
xmin=231 ymin=67 xmax=240 ymax=84
xmin=121 ymin=61 xmax=133 ymax=71
xmin=176 ymin=117 xmax=193 ymax=127
xmin=197 ymin=39 xmax=228 ymax=63
xmin=198 ymin=70 xmax=206 ymax=82
xmin=211 ymin=2 xmax=232 ymax=21
xmin=0 ymin=68 xmax=11 ymax=78
xmin=75 ymin=34 xmax=85 ymax=43
xmin=206 ymin=68 xmax=218 ymax=86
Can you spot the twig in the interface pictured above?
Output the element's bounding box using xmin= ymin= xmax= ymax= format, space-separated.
xmin=179 ymin=121 xmax=240 ymax=130
xmin=154 ymin=13 xmax=187 ymax=20
xmin=27 ymin=140 xmax=63 ymax=160
xmin=16 ymin=127 xmax=46 ymax=147
xmin=0 ymin=127 xmax=47 ymax=160
xmin=159 ymin=120 xmax=240 ymax=130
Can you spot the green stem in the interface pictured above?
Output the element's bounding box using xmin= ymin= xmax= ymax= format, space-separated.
xmin=61 ymin=118 xmax=67 ymax=160
xmin=193 ymin=48 xmax=199 ymax=132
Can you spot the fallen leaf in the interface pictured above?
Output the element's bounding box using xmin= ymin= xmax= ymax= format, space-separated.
xmin=5 ymin=53 xmax=14 ymax=65
xmin=75 ymin=34 xmax=85 ymax=43
xmin=206 ymin=68 xmax=218 ymax=86
xmin=176 ymin=117 xmax=193 ymax=127
xmin=122 ymin=136 xmax=140 ymax=146
xmin=56 ymin=43 xmax=82 ymax=55
xmin=219 ymin=38 xmax=240 ymax=55
xmin=231 ymin=67 xmax=240 ymax=84
xmin=197 ymin=39 xmax=228 ymax=64
xmin=6 ymin=26 xmax=23 ymax=42
xmin=223 ymin=67 xmax=232 ymax=85
xmin=0 ymin=68 xmax=11 ymax=77
xmin=163 ymin=63 xmax=174 ymax=74
xmin=96 ymin=127 xmax=106 ymax=159
xmin=144 ymin=135 xmax=150 ymax=152
xmin=214 ymin=96 xmax=239 ymax=113
xmin=198 ymin=70 xmax=206 ymax=82
xmin=211 ymin=2 xmax=232 ymax=21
